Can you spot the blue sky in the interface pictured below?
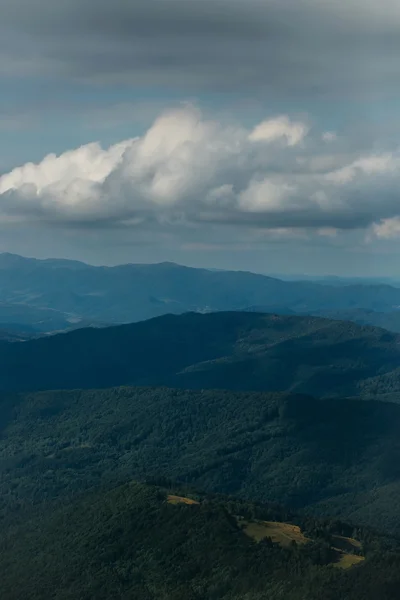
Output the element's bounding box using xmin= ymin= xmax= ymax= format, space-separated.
xmin=1 ymin=0 xmax=400 ymax=276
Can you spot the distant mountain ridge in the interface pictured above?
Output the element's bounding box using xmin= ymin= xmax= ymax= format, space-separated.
xmin=1 ymin=252 xmax=400 ymax=333
xmin=0 ymin=311 xmax=398 ymax=399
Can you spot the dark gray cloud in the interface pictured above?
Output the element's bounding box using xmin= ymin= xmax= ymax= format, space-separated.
xmin=2 ymin=0 xmax=400 ymax=97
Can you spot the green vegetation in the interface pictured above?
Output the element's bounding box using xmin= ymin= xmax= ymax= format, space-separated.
xmin=2 ymin=386 xmax=400 ymax=534
xmin=1 ymin=480 xmax=399 ymax=600
xmin=0 ymin=312 xmax=399 ymax=401
xmin=333 ymin=553 xmax=365 ymax=569
xmin=238 ymin=518 xmax=364 ymax=569
xmin=2 ymin=254 xmax=400 ymax=597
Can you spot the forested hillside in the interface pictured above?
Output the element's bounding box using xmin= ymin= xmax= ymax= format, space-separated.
xmin=2 ymin=386 xmax=400 ymax=534
xmin=245 ymin=306 xmax=400 ymax=334
xmin=0 ymin=312 xmax=398 ymax=399
xmin=1 ymin=480 xmax=400 ymax=600
xmin=0 ymin=262 xmax=399 ymax=597
xmin=306 ymin=308 xmax=400 ymax=332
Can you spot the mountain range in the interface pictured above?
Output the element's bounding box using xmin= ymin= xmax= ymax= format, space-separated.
xmin=1 ymin=253 xmax=400 ymax=334
xmin=1 ymin=253 xmax=400 ymax=597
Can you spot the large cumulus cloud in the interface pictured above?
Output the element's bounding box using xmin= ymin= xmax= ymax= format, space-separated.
xmin=0 ymin=105 xmax=399 ymax=238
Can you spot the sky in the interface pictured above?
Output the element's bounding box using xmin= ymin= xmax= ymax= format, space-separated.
xmin=1 ymin=0 xmax=400 ymax=275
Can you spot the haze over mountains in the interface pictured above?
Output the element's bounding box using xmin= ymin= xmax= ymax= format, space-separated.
xmin=1 ymin=253 xmax=400 ymax=335
xmin=271 ymin=274 xmax=400 ymax=287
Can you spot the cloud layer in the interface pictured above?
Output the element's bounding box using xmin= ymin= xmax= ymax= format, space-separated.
xmin=2 ymin=0 xmax=400 ymax=99
xmin=0 ymin=105 xmax=399 ymax=239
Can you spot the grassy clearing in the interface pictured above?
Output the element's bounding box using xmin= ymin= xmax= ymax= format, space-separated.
xmin=239 ymin=519 xmax=364 ymax=570
xmin=167 ymin=495 xmax=199 ymax=506
xmin=239 ymin=519 xmax=309 ymax=547
xmin=331 ymin=535 xmax=364 ymax=569
xmin=168 ymin=499 xmax=364 ymax=571
xmin=332 ymin=552 xmax=365 ymax=570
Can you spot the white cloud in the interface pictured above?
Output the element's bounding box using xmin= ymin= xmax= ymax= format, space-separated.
xmin=238 ymin=179 xmax=296 ymax=212
xmin=1 ymin=105 xmax=400 ymax=238
xmin=249 ymin=116 xmax=308 ymax=146
xmin=372 ymin=217 xmax=400 ymax=239
xmin=0 ymin=140 xmax=133 ymax=199
xmin=326 ymin=153 xmax=398 ymax=184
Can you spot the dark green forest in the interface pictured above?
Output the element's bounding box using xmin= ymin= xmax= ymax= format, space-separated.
xmin=2 ymin=480 xmax=400 ymax=600
xmin=0 ymin=309 xmax=400 ymax=597
xmin=2 ymin=386 xmax=400 ymax=534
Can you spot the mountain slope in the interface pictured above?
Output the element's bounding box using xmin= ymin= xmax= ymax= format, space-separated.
xmin=2 ymin=481 xmax=399 ymax=600
xmin=243 ymin=306 xmax=400 ymax=334
xmin=2 ymin=253 xmax=400 ymax=328
xmin=2 ymin=386 xmax=400 ymax=533
xmin=307 ymin=308 xmax=400 ymax=334
xmin=0 ymin=311 xmax=398 ymax=398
